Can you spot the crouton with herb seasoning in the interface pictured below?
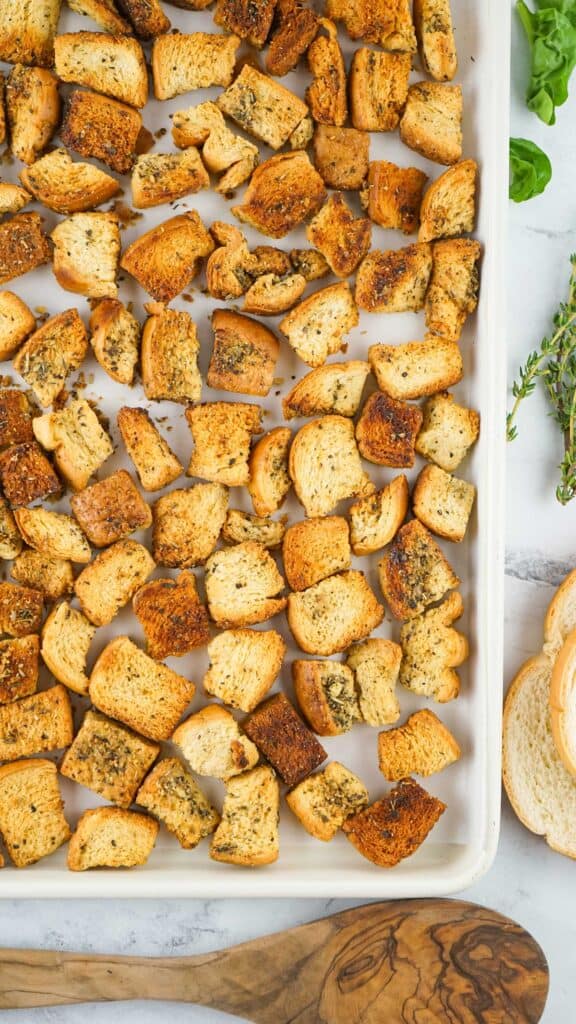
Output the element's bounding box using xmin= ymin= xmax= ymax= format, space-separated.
xmin=292 ymin=661 xmax=361 ymax=736
xmin=290 ymin=248 xmax=330 ymax=280
xmin=0 ymin=760 xmax=70 ymax=869
xmin=400 ymin=82 xmax=463 ymax=165
xmin=206 ymin=222 xmax=257 ymax=301
xmin=283 ymin=516 xmax=351 ymax=592
xmin=203 ymin=628 xmax=286 ymax=712
xmin=289 ymin=416 xmax=374 ymax=518
xmin=350 ymin=49 xmax=411 ymax=132
xmin=223 ymin=509 xmax=287 ymax=549
xmin=132 ymin=149 xmax=209 ymax=209
xmin=361 ymin=161 xmax=428 ymax=234
xmin=307 ymin=194 xmax=371 ymax=278
xmin=213 ymin=0 xmax=276 ymax=47
xmin=33 ymin=400 xmax=113 ymax=491
xmin=61 ymin=89 xmax=142 ymax=175
xmin=208 ymin=310 xmax=279 ymax=397
xmin=15 ymin=507 xmax=91 ymax=563
xmin=68 ymin=806 xmax=158 ymax=871
xmin=55 ymin=32 xmax=148 ymax=108
xmin=67 ymin=0 xmax=131 ymax=34
xmin=121 ymin=212 xmax=214 ymax=303
xmin=173 ymin=704 xmax=259 ymax=781
xmin=13 ymin=308 xmax=88 ymax=408
xmin=399 ymin=590 xmax=467 ymax=701
xmin=51 ymin=211 xmax=120 ymax=299
xmin=5 ymin=65 xmax=60 ymax=164
xmin=0 ymin=1 xmax=62 ymax=66
xmin=379 ymin=519 xmax=459 ymax=621
xmin=152 ymin=32 xmax=240 ymax=100
xmin=0 ymin=581 xmax=43 ymax=638
xmin=0 ymin=635 xmax=39 ymax=706
xmin=419 ymin=161 xmax=477 ymax=243
xmin=313 ymin=125 xmax=369 ymax=190
xmin=117 ymin=407 xmax=182 ymax=492
xmin=414 ymin=0 xmax=457 ymax=82
xmin=136 ymin=759 xmax=219 ymax=849
xmin=347 ymin=638 xmax=402 ymax=726
xmin=279 ymin=282 xmax=358 ymax=368
xmin=326 ymin=0 xmax=416 ymax=51
xmin=0 ymin=213 xmax=51 ymax=288
xmin=89 ymin=299 xmax=140 ymax=386
xmin=243 ymin=273 xmax=307 ymax=317
xmin=378 ymin=708 xmax=461 ymax=781
xmin=412 ymin=464 xmax=476 ymax=543
xmin=288 ymin=571 xmax=384 ymax=656
xmin=248 ymin=426 xmax=292 ymax=517
xmin=356 ymin=243 xmax=433 ymax=314
xmin=75 ymin=539 xmax=155 ymax=626
xmin=152 ymin=484 xmax=228 ymax=569
xmin=41 ymin=601 xmax=96 ymax=696
xmin=266 ymin=0 xmax=319 ymax=76
xmin=305 ymin=18 xmax=347 ymax=125
xmin=0 ymin=685 xmax=73 ymax=763
xmin=133 ymin=571 xmax=210 ymax=660
xmin=11 ymin=551 xmax=74 ymax=602
xmin=287 ymin=762 xmax=369 ymax=841
xmin=283 ymin=361 xmax=370 ymax=421
xmin=71 ymin=470 xmax=152 ymax=548
xmin=0 ymin=441 xmax=61 ymax=507
xmin=210 ymin=765 xmax=280 ymax=866
xmin=343 ymin=778 xmax=445 ymax=867
xmin=205 ymin=540 xmax=286 ymax=628
xmin=415 ymin=391 xmax=480 ymax=472
xmin=355 ymin=392 xmax=423 ymax=468
xmin=172 ymin=100 xmax=258 ymax=192
xmin=425 ymin=238 xmax=482 ymax=342
xmin=141 ymin=303 xmax=202 ymax=406
xmin=186 ymin=402 xmax=262 ymax=488
xmin=0 ymin=496 xmax=22 ymax=559
xmin=349 ymin=475 xmax=409 ymax=555
xmin=116 ymin=0 xmax=170 ymax=38
xmin=233 ymin=151 xmax=326 ymax=239
xmin=20 ymin=148 xmax=121 ymax=215
xmin=217 ymin=64 xmax=309 ymax=151
xmin=0 ymin=389 xmax=35 ymax=449
xmin=0 ymin=182 xmax=31 ymax=216
xmin=244 ymin=693 xmax=327 ymax=786
xmin=0 ymin=293 xmax=36 ymax=361
xmin=369 ymin=338 xmax=463 ymax=400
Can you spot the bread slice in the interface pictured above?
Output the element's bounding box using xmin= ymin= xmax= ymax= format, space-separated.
xmin=347 ymin=638 xmax=402 ymax=726
xmin=288 ymin=570 xmax=384 ymax=656
xmin=132 ymin=148 xmax=209 ymax=209
xmin=67 ymin=0 xmax=131 ymax=34
xmin=20 ymin=148 xmax=120 ymax=215
xmin=415 ymin=391 xmax=481 ymax=472
xmin=117 ymin=406 xmax=182 ymax=492
xmin=379 ymin=519 xmax=459 ymax=621
xmin=283 ymin=516 xmax=351 ymax=592
xmin=173 ymin=704 xmax=259 ymax=781
xmin=361 ymin=161 xmax=428 ymax=234
xmin=0 ymin=292 xmax=36 ymax=360
xmin=0 ymin=635 xmax=39 ymax=705
xmin=349 ymin=475 xmax=409 ymax=555
xmin=289 ymin=416 xmax=374 ymax=517
xmin=0 ymin=212 xmax=51 ymax=287
xmin=426 ymin=238 xmax=482 ymax=342
xmin=60 ymin=708 xmax=160 ymax=807
xmin=186 ymin=401 xmax=262 ymax=488
xmin=413 ymin=0 xmax=457 ymax=82
xmin=204 ymin=540 xmax=286 ymax=628
xmin=55 ymin=32 xmax=148 ymax=108
xmin=292 ymin=660 xmax=361 ymax=736
xmin=0 ymin=182 xmax=31 ymax=215
xmin=266 ymin=0 xmax=319 ymax=77
xmin=355 ymin=392 xmax=423 ymax=468
xmin=15 ymin=507 xmax=91 ymax=563
xmin=419 ymin=161 xmax=477 ymax=243
xmin=286 ymin=761 xmax=369 ymax=841
xmin=378 ymin=708 xmax=461 ymax=781
xmin=13 ymin=308 xmax=88 ymax=408
xmin=51 ymin=212 xmax=120 ymax=299
xmin=400 ymin=82 xmax=463 ymax=165
xmin=75 ymin=539 xmax=155 ymax=625
xmin=68 ymin=807 xmax=158 ymax=871
xmin=152 ymin=32 xmax=240 ymax=100
xmin=171 ymin=100 xmax=258 ymax=189
xmin=71 ymin=470 xmax=152 ymax=548
xmin=0 ymin=760 xmax=70 ymax=868
xmin=152 ymin=484 xmax=228 ymax=568
xmin=283 ymin=361 xmax=369 ymax=422
xmin=41 ymin=602 xmax=95 ymax=696
xmin=279 ymin=282 xmax=358 ymax=368
xmin=326 ymin=0 xmax=416 ymax=51
xmin=217 ymin=65 xmax=308 ymax=151
xmin=207 ymin=309 xmax=279 ymax=397
xmin=89 ymin=299 xmax=140 ymax=386
xmin=141 ymin=303 xmax=201 ymax=405
xmin=368 ymin=339 xmax=463 ymax=400
xmin=550 ymin=629 xmax=576 ymax=779
xmin=116 ymin=0 xmax=170 ymax=37
xmin=213 ymin=0 xmax=276 ymax=47
xmin=412 ymin=464 xmax=476 ymax=543
xmin=0 ymin=581 xmax=44 ymax=637
xmin=356 ymin=243 xmax=433 ymax=314
xmin=121 ymin=212 xmax=214 ymax=302
xmin=61 ymin=89 xmax=142 ymax=174
xmin=210 ymin=765 xmax=279 ymax=866
xmin=0 ymin=496 xmax=23 ymax=560
xmin=222 ymin=509 xmax=287 ymax=549
xmin=306 ymin=194 xmax=371 ymax=278
xmin=133 ymin=571 xmax=210 ymax=659
xmin=0 ymin=441 xmax=61 ymax=506
xmin=136 ymin=758 xmax=219 ymax=849
xmin=0 ymin=0 xmax=61 ymax=66
xmin=343 ymin=778 xmax=445 ymax=866
xmin=0 ymin=684 xmax=73 ymax=762
xmin=400 ymin=590 xmax=467 ymax=701
xmin=312 ymin=124 xmax=370 ymax=190
xmin=244 ymin=693 xmax=327 ymax=786
xmin=11 ymin=551 xmax=74 ymax=602
xmin=203 ymin=628 xmax=286 ymax=712
xmin=248 ymin=427 xmax=292 ymax=517
xmin=33 ymin=399 xmax=114 ymax=491
xmin=350 ymin=49 xmax=411 ymax=132
xmin=305 ymin=17 xmax=346 ymax=125
xmin=5 ymin=65 xmax=60 ymax=165
xmin=232 ymin=151 xmax=326 ymax=239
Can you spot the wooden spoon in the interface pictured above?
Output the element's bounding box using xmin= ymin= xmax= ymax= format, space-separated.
xmin=0 ymin=899 xmax=548 ymax=1022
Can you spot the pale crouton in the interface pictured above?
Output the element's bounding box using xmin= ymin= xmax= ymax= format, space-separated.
xmin=41 ymin=601 xmax=95 ymax=696
xmin=5 ymin=65 xmax=60 ymax=164
xmin=413 ymin=0 xmax=457 ymax=81
xmin=205 ymin=541 xmax=286 ymax=628
xmin=89 ymin=299 xmax=140 ymax=386
xmin=289 ymin=416 xmax=374 ymax=517
xmin=349 ymin=475 xmax=409 ymax=555
xmin=0 ymin=496 xmax=22 ymax=559
xmin=306 ymin=18 xmax=346 ymax=126
xmin=55 ymin=32 xmax=148 ymax=108
xmin=0 ymin=388 xmax=34 ymax=448
xmin=13 ymin=308 xmax=88 ymax=408
xmin=244 ymin=693 xmax=327 ymax=786
xmin=313 ymin=125 xmax=370 ymax=190
xmin=67 ymin=0 xmax=131 ymax=34
xmin=0 ymin=441 xmax=60 ymax=507
xmin=412 ymin=464 xmax=476 ymax=543
xmin=355 ymin=243 xmax=433 ymax=314
xmin=415 ymin=391 xmax=480 ymax=472
xmin=0 ymin=182 xmax=31 ymax=215
xmin=287 ymin=570 xmax=384 ymax=656
xmin=292 ymin=660 xmax=360 ymax=736
xmin=307 ymin=194 xmax=371 ymax=278
xmin=0 ymin=684 xmax=73 ymax=762
xmin=368 ymin=338 xmax=463 ymax=400
xmin=152 ymin=32 xmax=240 ymax=100
xmin=233 ymin=151 xmax=326 ymax=239
xmin=279 ymin=283 xmax=358 ymax=368
xmin=133 ymin=571 xmax=210 ymax=659
xmin=213 ymin=0 xmax=276 ymax=47
xmin=33 ymin=400 xmax=114 ymax=491
xmin=326 ymin=0 xmax=416 ymax=51
xmin=283 ymin=516 xmax=351 ymax=592
xmin=152 ymin=484 xmax=228 ymax=568
xmin=355 ymin=392 xmax=423 ymax=467
xmin=75 ymin=539 xmax=155 ymax=625
xmin=347 ymin=638 xmax=402 ymax=726
xmin=20 ymin=148 xmax=120 ymax=215
xmin=132 ymin=148 xmax=209 ymax=209
xmin=120 ymin=212 xmax=214 ymax=302
xmin=248 ymin=427 xmax=292 ymax=517
xmin=208 ymin=309 xmax=279 ymax=397
xmin=287 ymin=761 xmax=369 ymax=841
xmin=171 ymin=100 xmax=258 ymax=191
xmin=71 ymin=470 xmax=152 ymax=548
xmin=290 ymin=248 xmax=330 ymax=280
xmin=419 ymin=161 xmax=477 ymax=243
xmin=186 ymin=401 xmax=262 ymax=487
xmin=0 ymin=635 xmax=39 ymax=705
xmin=117 ymin=406 xmax=182 ymax=492
xmin=283 ymin=361 xmax=370 ymax=421
xmin=0 ymin=293 xmax=36 ymax=360
xmin=141 ymin=303 xmax=201 ymax=405
xmin=210 ymin=765 xmax=279 ymax=866
xmin=68 ymin=807 xmax=158 ymax=871
xmin=136 ymin=759 xmax=219 ymax=849
xmin=0 ymin=760 xmax=70 ymax=868
xmin=350 ymin=49 xmax=411 ymax=132
xmin=222 ymin=509 xmax=287 ymax=549
xmin=61 ymin=89 xmax=142 ymax=174
xmin=116 ymin=0 xmax=170 ymax=37
xmin=400 ymin=590 xmax=467 ymax=701
xmin=243 ymin=274 xmax=307 ymax=317
xmin=379 ymin=519 xmax=459 ymax=620
xmin=360 ymin=161 xmax=428 ymax=234
xmin=51 ymin=212 xmax=120 ymax=299
xmin=11 ymin=550 xmax=74 ymax=602
xmin=173 ymin=704 xmax=259 ymax=780
xmin=0 ymin=1 xmax=62 ymax=66
xmin=266 ymin=0 xmax=319 ymax=77
xmin=204 ymin=628 xmax=286 ymax=712
xmin=400 ymin=82 xmax=463 ymax=165
xmin=60 ymin=708 xmax=160 ymax=807
xmin=343 ymin=778 xmax=445 ymax=866
xmin=217 ymin=64 xmax=308 ymax=151
xmin=378 ymin=708 xmax=460 ymax=781
xmin=0 ymin=213 xmax=51 ymax=288
xmin=426 ymin=238 xmax=482 ymax=342
xmin=14 ymin=507 xmax=91 ymax=563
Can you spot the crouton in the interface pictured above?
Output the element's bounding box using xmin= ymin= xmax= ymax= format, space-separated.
xmin=152 ymin=32 xmax=240 ymax=100
xmin=361 ymin=161 xmax=428 ymax=235
xmin=253 ymin=243 xmax=295 ymax=278
xmin=379 ymin=519 xmax=459 ymax=621
xmin=306 ymin=18 xmax=347 ymax=125
xmin=172 ymin=100 xmax=258 ymax=190
xmin=326 ymin=0 xmax=416 ymax=51
xmin=5 ymin=65 xmax=60 ymax=165
xmin=400 ymin=82 xmax=463 ymax=165
xmin=0 ymin=388 xmax=34 ymax=448
xmin=243 ymin=274 xmax=306 ymax=317
xmin=67 ymin=0 xmax=131 ymax=34
xmin=287 ymin=762 xmax=369 ymax=841
xmin=289 ymin=416 xmax=374 ymax=517
xmin=412 ymin=464 xmax=476 ymax=543
xmin=400 ymin=590 xmax=467 ymax=701
xmin=0 ymin=635 xmax=39 ymax=705
xmin=0 ymin=760 xmax=70 ymax=868
xmin=11 ymin=550 xmax=74 ymax=602
xmin=210 ymin=765 xmax=279 ymax=866
xmin=419 ymin=161 xmax=477 ymax=243
xmin=68 ymin=807 xmax=158 ymax=871
xmin=355 ymin=392 xmax=423 ymax=468
xmin=51 ymin=211 xmax=120 ymax=299
xmin=0 ymin=684 xmax=73 ymax=762
xmin=13 ymin=308 xmax=88 ymax=408
xmin=290 ymin=248 xmax=330 ymax=281
xmin=0 ymin=441 xmax=61 ymax=506
xmin=61 ymin=89 xmax=142 ymax=174
xmin=292 ymin=660 xmax=360 ymax=736
xmin=204 ymin=628 xmax=286 ymax=712
xmin=413 ymin=0 xmax=457 ymax=82
xmin=60 ymin=708 xmax=160 ymax=807
xmin=279 ymin=283 xmax=358 ymax=368
xmin=213 ymin=0 xmax=276 ymax=47
xmin=217 ymin=64 xmax=308 ymax=151
xmin=0 ymin=1 xmax=62 ymax=66
xmin=117 ymin=406 xmax=182 ymax=492
xmin=313 ymin=125 xmax=370 ymax=191
xmin=378 ymin=708 xmax=460 ymax=781
xmin=89 ymin=299 xmax=140 ymax=386
xmin=186 ymin=402 xmax=262 ymax=488
xmin=0 ymin=294 xmax=36 ymax=361
xmin=283 ymin=516 xmax=351 ymax=592
xmin=266 ymin=0 xmax=319 ymax=77
xmin=116 ymin=0 xmax=170 ymax=38
xmin=132 ymin=149 xmax=209 ymax=209
xmin=248 ymin=427 xmax=292 ymax=517
xmin=205 ymin=540 xmax=286 ymax=628
xmin=306 ymin=194 xmax=371 ymax=278
xmin=233 ymin=151 xmax=326 ymax=239
xmin=152 ymin=484 xmax=228 ymax=569
xmin=41 ymin=601 xmax=95 ymax=696
xmin=0 ymin=182 xmax=31 ymax=215
xmin=287 ymin=570 xmax=384 ymax=656
xmin=173 ymin=704 xmax=259 ymax=780
xmin=134 ymin=572 xmax=210 ymax=660
xmin=343 ymin=778 xmax=445 ymax=866
xmin=75 ymin=539 xmax=155 ymax=626
xmin=347 ymin=638 xmax=401 ymax=727
xmin=0 ymin=213 xmax=51 ymax=288
xmin=283 ymin=361 xmax=370 ymax=421
xmin=415 ymin=391 xmax=480 ymax=472
xmin=136 ymin=759 xmax=219 ymax=849
xmin=0 ymin=496 xmax=22 ymax=559
xmin=15 ymin=507 xmax=91 ymax=563
xmin=368 ymin=338 xmax=463 ymax=400
xmin=71 ymin=470 xmax=152 ymax=548
xmin=206 ymin=222 xmax=257 ymax=302
xmin=207 ymin=310 xmax=279 ymax=399
xmin=141 ymin=303 xmax=201 ymax=405
xmin=244 ymin=693 xmax=327 ymax=786
xmin=349 ymin=475 xmax=409 ymax=555
xmin=33 ymin=400 xmax=113 ymax=491
xmin=425 ymin=238 xmax=482 ymax=342
xmin=223 ymin=509 xmax=287 ymax=549
xmin=350 ymin=49 xmax=411 ymax=132
xmin=54 ymin=32 xmax=148 ymax=108
xmin=356 ymin=243 xmax=433 ymax=314
xmin=120 ymin=212 xmax=214 ymax=302
xmin=20 ymin=148 xmax=120 ymax=215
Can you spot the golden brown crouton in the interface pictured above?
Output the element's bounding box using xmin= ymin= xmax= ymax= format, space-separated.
xmin=54 ymin=32 xmax=148 ymax=108
xmin=233 ymin=151 xmax=326 ymax=239
xmin=70 ymin=470 xmax=152 ymax=548
xmin=313 ymin=125 xmax=370 ymax=190
xmin=0 ymin=760 xmax=70 ymax=868
xmin=289 ymin=248 xmax=330 ymax=281
xmin=207 ymin=309 xmax=279 ymax=398
xmin=152 ymin=32 xmax=240 ymax=100
xmin=33 ymin=400 xmax=113 ymax=491
xmin=253 ymin=243 xmax=294 ymax=277
xmin=173 ymin=704 xmax=259 ymax=781
xmin=206 ymin=222 xmax=257 ymax=301
xmin=0 ymin=581 xmax=43 ymax=637
xmin=248 ymin=426 xmax=292 ymax=517
xmin=41 ymin=601 xmax=95 ymax=695
xmin=217 ymin=64 xmax=308 ymax=151
xmin=307 ymin=194 xmax=371 ymax=278
xmin=419 ymin=161 xmax=477 ymax=243
xmin=425 ymin=238 xmax=482 ymax=342
xmin=350 ymin=49 xmax=411 ymax=132
xmin=0 ymin=635 xmax=39 ymax=705
xmin=266 ymin=0 xmax=319 ymax=77
xmin=292 ymin=660 xmax=360 ymax=736
xmin=283 ymin=361 xmax=370 ymax=421
xmin=0 ymin=293 xmax=36 ymax=361
xmin=347 ymin=638 xmax=402 ymax=726
xmin=67 ymin=0 xmax=131 ymax=34
xmin=355 ymin=392 xmax=423 ymax=468
xmin=415 ymin=391 xmax=480 ymax=472
xmin=368 ymin=338 xmax=463 ymax=400
xmin=0 ymin=388 xmax=34 ymax=447
xmin=19 ymin=148 xmax=120 ymax=215
xmin=14 ymin=507 xmax=91 ymax=563
xmin=133 ymin=571 xmax=210 ymax=659
xmin=89 ymin=299 xmax=140 ymax=386
xmin=343 ymin=778 xmax=445 ymax=866
xmin=287 ymin=761 xmax=369 ymax=841
xmin=186 ymin=401 xmax=262 ymax=488
xmin=0 ymin=182 xmax=31 ymax=215
xmin=399 ymin=590 xmax=467 ymax=701
xmin=243 ymin=273 xmax=307 ymax=316
xmin=132 ymin=148 xmax=209 ymax=209
xmin=355 ymin=243 xmax=433 ymax=314
xmin=279 ymin=282 xmax=358 ymax=368
xmin=213 ymin=0 xmax=276 ymax=47
xmin=210 ymin=765 xmax=280 ymax=866
xmin=11 ymin=550 xmax=74 ymax=602
xmin=203 ymin=627 xmax=286 ymax=712
xmin=0 ymin=2 xmax=62 ymax=66
xmin=117 ymin=406 xmax=182 ymax=492
xmin=413 ymin=0 xmax=457 ymax=82
xmin=287 ymin=570 xmax=384 ymax=656
xmin=306 ymin=18 xmax=346 ymax=126
xmin=378 ymin=708 xmax=461 ymax=781
xmin=141 ymin=303 xmax=201 ymax=405
xmin=75 ymin=539 xmax=155 ymax=626
xmin=5 ymin=65 xmax=60 ymax=164
xmin=0 ymin=684 xmax=73 ymax=762
xmin=360 ymin=161 xmax=428 ymax=235
xmin=289 ymin=415 xmax=374 ymax=517
xmin=0 ymin=213 xmax=51 ymax=288
xmin=13 ymin=308 xmax=88 ymax=408
xmin=205 ymin=540 xmax=286 ymax=628
xmin=61 ymin=89 xmax=142 ymax=174
xmin=379 ymin=518 xmax=459 ymax=620
xmin=283 ymin=516 xmax=351 ymax=592
xmin=400 ymin=82 xmax=463 ymax=165
xmin=68 ymin=806 xmax=158 ymax=871
xmin=244 ymin=693 xmax=327 ymax=786
xmin=349 ymin=475 xmax=409 ymax=555
xmin=152 ymin=484 xmax=228 ymax=568
xmin=326 ymin=0 xmax=416 ymax=51
xmin=136 ymin=758 xmax=219 ymax=850
xmin=222 ymin=509 xmax=287 ymax=549
xmin=0 ymin=496 xmax=22 ymax=559
xmin=116 ymin=0 xmax=170 ymax=38
xmin=412 ymin=464 xmax=476 ymax=543
xmin=120 ymin=212 xmax=214 ymax=302
xmin=171 ymin=100 xmax=258 ymax=192
xmin=0 ymin=441 xmax=61 ymax=506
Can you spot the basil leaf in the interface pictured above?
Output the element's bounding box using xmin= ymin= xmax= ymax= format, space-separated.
xmin=517 ymin=0 xmax=576 ymax=125
xmin=509 ymin=137 xmax=552 ymax=202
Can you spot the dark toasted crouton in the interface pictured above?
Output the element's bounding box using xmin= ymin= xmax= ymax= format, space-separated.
xmin=152 ymin=32 xmax=240 ymax=100
xmin=20 ymin=148 xmax=121 ymax=215
xmin=141 ymin=303 xmax=201 ymax=405
xmin=117 ymin=406 xmax=182 ymax=492
xmin=233 ymin=151 xmax=326 ymax=239
xmin=283 ymin=516 xmax=351 ymax=592
xmin=0 ymin=389 xmax=34 ymax=448
xmin=61 ymin=89 xmax=142 ymax=174
xmin=415 ymin=391 xmax=480 ymax=472
xmin=0 ymin=760 xmax=70 ymax=868
xmin=426 ymin=238 xmax=482 ymax=342
xmin=369 ymin=338 xmax=463 ymax=399
xmin=0 ymin=441 xmax=60 ymax=506
xmin=349 ymin=475 xmax=409 ymax=555
xmin=412 ymin=464 xmax=476 ymax=543
xmin=204 ymin=540 xmax=286 ymax=628
xmin=355 ymin=243 xmax=433 ymax=314
xmin=11 ymin=550 xmax=74 ymax=602
xmin=283 ymin=361 xmax=370 ymax=420
xmin=400 ymin=82 xmax=462 ymax=165
xmin=313 ymin=125 xmax=370 ymax=190
xmin=361 ymin=161 xmax=428 ymax=234
xmin=287 ymin=570 xmax=384 ymax=656
xmin=217 ymin=64 xmax=308 ymax=151
xmin=0 ymin=635 xmax=39 ymax=705
xmin=0 ymin=581 xmax=43 ymax=637
xmin=350 ymin=49 xmax=411 ymax=132
xmin=292 ymin=660 xmax=360 ymax=736
xmin=0 ymin=685 xmax=73 ymax=762
xmin=355 ymin=392 xmax=423 ymax=468
xmin=326 ymin=0 xmax=416 ymax=51
xmin=342 ymin=779 xmax=445 ymax=866
xmin=136 ymin=758 xmax=219 ymax=849
xmin=414 ymin=0 xmax=457 ymax=82
xmin=132 ymin=149 xmax=209 ymax=209
xmin=0 ymin=0 xmax=61 ymax=66
xmin=71 ymin=470 xmax=152 ymax=548
xmin=0 ymin=294 xmax=36 ymax=361
xmin=287 ymin=762 xmax=369 ymax=842
xmin=186 ymin=402 xmax=262 ymax=487
xmin=419 ymin=161 xmax=477 ymax=243
xmin=248 ymin=426 xmax=292 ymax=516
xmin=116 ymin=0 xmax=170 ymax=38
xmin=378 ymin=518 xmax=459 ymax=620
xmin=289 ymin=416 xmax=373 ymax=517
xmin=266 ymin=0 xmax=319 ymax=77
xmin=152 ymin=484 xmax=228 ymax=568
xmin=75 ymin=539 xmax=155 ymax=626
xmin=208 ymin=309 xmax=279 ymax=397
xmin=378 ymin=708 xmax=461 ymax=781
xmin=244 ymin=692 xmax=327 ymax=786
xmin=121 ymin=212 xmax=214 ymax=302
xmin=307 ymin=193 xmax=371 ymax=277
xmin=89 ymin=299 xmax=140 ymax=386
xmin=203 ymin=627 xmax=285 ymax=712
xmin=214 ymin=0 xmax=276 ymax=47
xmin=306 ymin=18 xmax=347 ymax=126
xmin=399 ymin=590 xmax=467 ymax=701
xmin=133 ymin=571 xmax=210 ymax=659
xmin=0 ymin=213 xmax=51 ymax=288
xmin=54 ymin=32 xmax=149 ymax=107
xmin=6 ymin=65 xmax=60 ymax=165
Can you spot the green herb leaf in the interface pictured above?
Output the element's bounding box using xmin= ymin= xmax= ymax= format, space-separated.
xmin=517 ymin=0 xmax=576 ymax=125
xmin=509 ymin=137 xmax=552 ymax=201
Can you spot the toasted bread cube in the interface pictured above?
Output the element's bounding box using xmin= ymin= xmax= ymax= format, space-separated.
xmin=327 ymin=0 xmax=416 ymax=51
xmin=132 ymin=148 xmax=208 ymax=209
xmin=379 ymin=519 xmax=459 ymax=621
xmin=361 ymin=161 xmax=428 ymax=234
xmin=121 ymin=212 xmax=214 ymax=302
xmin=210 ymin=765 xmax=279 ymax=866
xmin=71 ymin=470 xmax=151 ymax=549
xmin=415 ymin=391 xmax=480 ymax=472
xmin=412 ymin=464 xmax=476 ymax=543
xmin=0 ymin=388 xmax=34 ymax=448
xmin=426 ymin=238 xmax=482 ymax=342
xmin=244 ymin=693 xmax=327 ymax=786
xmin=223 ymin=509 xmax=287 ymax=549
xmin=287 ymin=761 xmax=368 ymax=841
xmin=186 ymin=402 xmax=262 ymax=488
xmin=305 ymin=17 xmax=346 ymax=125
xmin=0 ymin=760 xmax=70 ymax=868
xmin=0 ymin=635 xmax=39 ymax=705
xmin=347 ymin=638 xmax=401 ymax=726
xmin=280 ymin=283 xmax=358 ymax=368
xmin=68 ymin=807 xmax=158 ymax=871
xmin=0 ymin=213 xmax=51 ymax=288
xmin=20 ymin=147 xmax=120 ymax=216
xmin=283 ymin=516 xmax=351 ymax=592
xmin=292 ymin=660 xmax=360 ymax=736
xmin=248 ymin=427 xmax=292 ymax=517
xmin=0 ymin=441 xmax=61 ymax=506
xmin=313 ymin=125 xmax=369 ymax=190
xmin=115 ymin=0 xmax=170 ymax=37
xmin=343 ymin=778 xmax=445 ymax=866
xmin=350 ymin=49 xmax=410 ymax=132
xmin=89 ymin=636 xmax=195 ymax=741
xmin=41 ymin=601 xmax=96 ymax=696
xmin=206 ymin=221 xmax=257 ymax=302
xmin=290 ymin=248 xmax=330 ymax=281
xmin=378 ymin=708 xmax=460 ymax=781
xmin=173 ymin=704 xmax=259 ymax=780
xmin=133 ymin=571 xmax=210 ymax=659
xmin=349 ymin=475 xmax=409 ymax=555
xmin=0 ymin=1 xmax=61 ymax=66
xmin=51 ymin=212 xmax=120 ymax=299
xmin=13 ymin=308 xmax=88 ymax=408
xmin=400 ymin=590 xmax=467 ymax=701
xmin=67 ymin=0 xmax=131 ymax=34
xmin=356 ymin=243 xmax=432 ymax=314
xmin=233 ymin=151 xmax=326 ymax=239
xmin=287 ymin=570 xmax=384 ymax=656
xmin=141 ymin=304 xmax=201 ymax=405
xmin=152 ymin=32 xmax=239 ymax=100
xmin=75 ymin=539 xmax=155 ymax=626
xmin=0 ymin=182 xmax=31 ymax=215
xmin=172 ymin=100 xmax=258 ymax=182
xmin=89 ymin=299 xmax=140 ymax=386
xmin=33 ymin=400 xmax=113 ymax=491
xmin=217 ymin=64 xmax=308 ymax=151
xmin=11 ymin=550 xmax=74 ymax=602
xmin=15 ymin=507 xmax=91 ymax=563
xmin=152 ymin=484 xmax=228 ymax=569
xmin=307 ymin=195 xmax=371 ymax=278
xmin=283 ymin=361 xmax=370 ymax=421
xmin=60 ymin=708 xmax=160 ymax=807
xmin=243 ymin=273 xmax=307 ymax=317
xmin=205 ymin=541 xmax=286 ymax=628
xmin=252 ymin=241 xmax=294 ymax=274
xmin=400 ymin=82 xmax=463 ymax=165
xmin=266 ymin=0 xmax=319 ymax=76
xmin=207 ymin=310 xmax=279 ymax=398
xmin=61 ymin=89 xmax=142 ymax=174
xmin=414 ymin=0 xmax=457 ymax=81
xmin=0 ymin=684 xmax=73 ymax=762
xmin=204 ymin=628 xmax=286 ymax=712
xmin=419 ymin=161 xmax=477 ymax=243
xmin=355 ymin=392 xmax=423 ymax=468
xmin=0 ymin=496 xmax=22 ymax=559
xmin=5 ymin=66 xmax=59 ymax=165
xmin=369 ymin=338 xmax=463 ymax=400
xmin=117 ymin=406 xmax=182 ymax=492
xmin=0 ymin=293 xmax=36 ymax=360
xmin=0 ymin=581 xmax=43 ymax=637
xmin=136 ymin=759 xmax=219 ymax=849
xmin=214 ymin=0 xmax=275 ymax=47
xmin=289 ymin=416 xmax=374 ymax=518
xmin=55 ymin=32 xmax=148 ymax=108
